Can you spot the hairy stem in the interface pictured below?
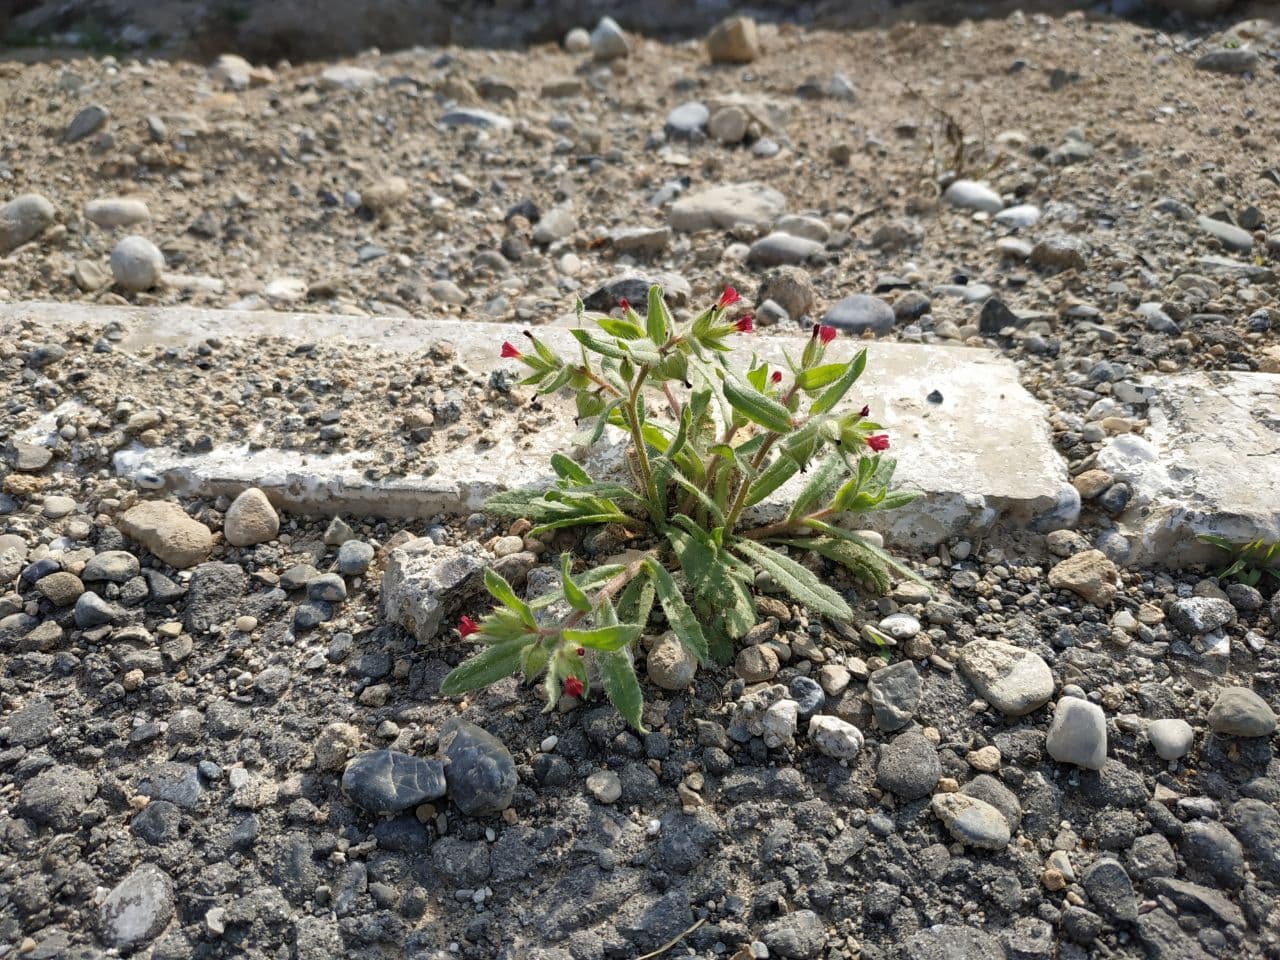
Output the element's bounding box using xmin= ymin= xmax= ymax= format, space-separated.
xmin=738 ymin=506 xmax=836 ymax=541
xmin=625 ymin=366 xmax=657 ymax=509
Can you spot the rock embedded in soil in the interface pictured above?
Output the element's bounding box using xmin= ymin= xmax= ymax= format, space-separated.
xmin=342 ymin=750 xmax=447 ymax=815
xmin=1168 ymin=596 xmax=1236 ymax=635
xmin=957 ymin=639 xmax=1054 ymax=716
xmin=760 ymin=908 xmax=824 ymax=959
xmin=1081 ymin=858 xmax=1137 ymax=923
xmin=876 ymin=730 xmax=941 ymax=800
xmin=647 ymin=631 xmax=698 ymax=690
xmin=64 ymin=104 xmax=109 ymax=143
xmin=1047 ymin=549 xmax=1117 ymax=606
xmin=111 ymin=235 xmax=165 ymax=292
xmin=0 ymin=193 xmax=56 ymax=255
xmin=1195 ymin=47 xmax=1259 ymax=74
xmin=667 ymin=182 xmax=786 ymax=232
xmin=735 ymin=643 xmax=779 ymax=682
xmin=821 ymin=293 xmax=895 ymax=336
xmin=84 ymin=198 xmax=150 ymax=228
xmin=98 ymin=864 xmax=175 ymax=951
xmin=707 ymin=15 xmax=760 ymax=64
xmin=18 ymin=764 xmax=97 ymax=830
xmin=1207 ymin=687 xmax=1277 ymax=738
xmin=81 ymin=550 xmax=141 ymax=583
xmin=867 ymin=660 xmax=921 ymax=732
xmin=590 ymin=16 xmax=629 ymax=60
xmin=223 ymin=487 xmax=280 ymax=546
xmin=586 ymin=769 xmax=622 ymax=804
xmin=747 ymin=232 xmax=824 ymax=267
xmin=808 ymin=715 xmax=863 ymax=759
xmin=1147 ymin=718 xmax=1194 ymax=760
xmin=931 ymin=793 xmax=1011 ymax=850
xmin=942 ymin=179 xmax=1003 ymax=213
xmin=438 ymin=718 xmax=517 ymax=816
xmin=1046 ymin=697 xmax=1107 ymax=770
xmin=120 ymin=500 xmax=213 ymax=569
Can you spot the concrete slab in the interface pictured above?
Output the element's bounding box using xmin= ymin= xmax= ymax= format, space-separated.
xmin=1098 ymin=370 xmax=1280 ymax=566
xmin=2 ymin=301 xmax=1075 ymax=547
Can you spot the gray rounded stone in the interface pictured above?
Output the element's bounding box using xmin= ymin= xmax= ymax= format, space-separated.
xmin=747 ymin=232 xmax=824 ymax=267
xmin=82 ymin=550 xmax=141 ymax=583
xmin=957 ymin=639 xmax=1054 ymax=717
xmin=1168 ymin=596 xmax=1236 ymax=635
xmin=876 ymin=730 xmax=940 ymax=800
xmin=931 ymin=793 xmax=1011 ymax=850
xmin=336 ymin=540 xmax=375 ymax=576
xmin=110 ymin=235 xmax=165 ymax=292
xmin=0 ymin=193 xmax=57 ymax=255
xmin=1208 ymin=687 xmax=1276 ymax=737
xmin=1147 ymin=718 xmax=1194 ymax=761
xmin=821 ymin=294 xmax=895 ymax=335
xmin=1046 ymin=697 xmax=1107 ymax=770
xmin=867 ymin=660 xmax=921 ymax=732
xmin=18 ymin=764 xmax=97 ymax=830
xmin=99 ymin=863 xmax=175 ymax=950
xmin=665 ymin=101 xmax=708 ymax=135
xmin=439 ymin=719 xmax=517 ymax=815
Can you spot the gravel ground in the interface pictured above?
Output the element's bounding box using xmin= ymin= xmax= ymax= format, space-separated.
xmin=3 ymin=8 xmax=1280 ymax=960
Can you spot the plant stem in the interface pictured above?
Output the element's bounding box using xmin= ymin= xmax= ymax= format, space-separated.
xmin=625 ymin=366 xmax=657 ymax=509
xmin=738 ymin=506 xmax=836 ymax=541
xmin=559 ymin=552 xmax=654 ymax=631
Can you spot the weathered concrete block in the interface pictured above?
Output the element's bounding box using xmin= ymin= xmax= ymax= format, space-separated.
xmin=6 ymin=301 xmax=1074 ymax=548
xmin=1097 ymin=371 xmax=1280 ymax=566
xmin=382 ymin=538 xmax=490 ymax=642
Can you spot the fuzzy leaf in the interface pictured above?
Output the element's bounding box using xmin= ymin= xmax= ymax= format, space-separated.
xmin=560 ymin=553 xmax=592 ymax=613
xmin=721 ymin=374 xmax=794 ymax=433
xmin=563 ymin=623 xmax=644 ymax=651
xmin=599 ymin=648 xmax=647 ymax=733
xmin=484 ymin=569 xmax=536 ymax=626
xmin=645 ymin=557 xmax=710 ymax=663
xmin=616 ymin=570 xmax=656 ymax=626
xmin=734 ymin=539 xmax=853 ymax=621
xmin=796 ymin=362 xmax=849 ymax=391
xmin=810 ymin=349 xmax=867 ymax=415
xmin=597 ymin=317 xmax=646 ymax=340
xmin=745 ymin=454 xmax=800 ymax=508
xmin=571 ymin=328 xmax=629 ymax=360
xmin=778 ymin=536 xmax=891 ymax=594
xmin=441 ymin=640 xmax=527 ymax=695
xmin=788 ymin=451 xmax=848 ymax=520
xmin=804 ymin=520 xmax=930 ymax=588
xmin=646 ymin=285 xmax=670 ymax=344
xmin=551 ymin=454 xmax=591 ymax=485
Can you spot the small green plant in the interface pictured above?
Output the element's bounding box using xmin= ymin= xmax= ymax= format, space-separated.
xmin=1198 ymin=534 xmax=1280 ymax=588
xmin=441 ymin=285 xmax=922 ymax=730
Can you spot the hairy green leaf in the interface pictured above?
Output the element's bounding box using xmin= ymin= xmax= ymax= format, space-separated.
xmin=563 ymin=623 xmax=644 ymax=651
xmin=551 ymin=453 xmax=591 ymax=485
xmin=804 ymin=520 xmax=930 ymax=588
xmin=484 ymin=569 xmax=536 ymax=626
xmin=721 ymin=374 xmax=794 ymax=433
xmin=600 ymin=648 xmax=647 ymax=733
xmin=734 ymin=539 xmax=853 ymax=621
xmin=796 ymin=362 xmax=849 ymax=391
xmin=645 ymin=557 xmax=710 ymax=663
xmin=560 ymin=553 xmax=592 ymax=613
xmin=788 ymin=451 xmax=848 ymax=520
xmin=571 ymin=328 xmax=629 ymax=360
xmin=441 ymin=640 xmax=527 ymax=695
xmin=810 ymin=349 xmax=867 ymax=415
xmin=646 ymin=284 xmax=670 ymax=344
xmin=777 ymin=536 xmax=891 ymax=594
xmin=616 ymin=570 xmax=656 ymax=626
xmin=597 ymin=317 xmax=646 ymax=340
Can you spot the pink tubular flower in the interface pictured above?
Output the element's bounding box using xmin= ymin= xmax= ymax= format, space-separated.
xmin=500 ymin=341 xmax=522 ymax=359
xmin=819 ymin=325 xmax=838 ymax=345
xmin=564 ymin=676 xmax=585 ymax=698
xmin=619 ymin=297 xmax=631 ymax=312
xmin=770 ymin=370 xmax=783 ymax=384
xmin=718 ymin=286 xmax=741 ymax=309
xmin=866 ymin=434 xmax=890 ymax=452
xmin=459 ymin=615 xmax=480 ymax=638
xmin=735 ymin=315 xmax=754 ymax=333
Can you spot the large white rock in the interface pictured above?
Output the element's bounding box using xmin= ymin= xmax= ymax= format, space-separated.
xmin=1046 ymin=697 xmax=1107 ymax=770
xmin=1097 ymin=371 xmax=1280 ymax=565
xmin=382 ymin=538 xmax=490 ymax=642
xmin=11 ymin=303 xmax=1074 ymax=549
xmin=943 ymin=180 xmax=1004 ymax=213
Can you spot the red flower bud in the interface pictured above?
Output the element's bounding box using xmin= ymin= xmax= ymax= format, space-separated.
xmin=564 ymin=676 xmax=585 ymax=698
xmin=859 ymin=405 xmax=870 ymax=418
xmin=866 ymin=434 xmax=890 ymax=452
xmin=575 ymin=647 xmax=586 ymax=656
xmin=500 ymin=341 xmax=522 ymax=359
xmin=718 ymin=286 xmax=741 ymax=309
xmin=459 ymin=615 xmax=480 ymax=638
xmin=619 ymin=298 xmax=631 ymax=312
xmin=819 ymin=325 xmax=837 ymax=345
xmin=735 ymin=315 xmax=754 ymax=333
xmin=770 ymin=370 xmax=783 ymax=384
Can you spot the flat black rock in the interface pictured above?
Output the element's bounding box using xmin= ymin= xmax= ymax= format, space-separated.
xmin=439 ymin=718 xmax=517 ymax=816
xmin=342 ymin=750 xmax=446 ymax=815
